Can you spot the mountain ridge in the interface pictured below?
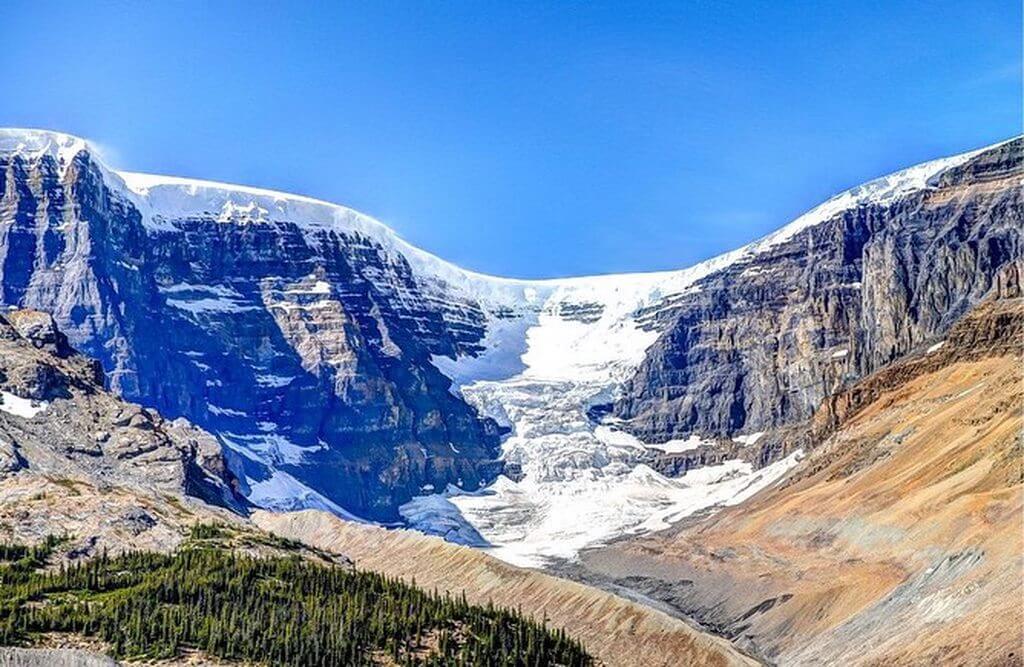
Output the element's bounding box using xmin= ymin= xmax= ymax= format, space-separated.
xmin=1 ymin=127 xmax=1012 ymax=286
xmin=0 ymin=127 xmax=1018 ymax=541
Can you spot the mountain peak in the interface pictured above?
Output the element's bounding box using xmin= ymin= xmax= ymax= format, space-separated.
xmin=0 ymin=128 xmax=93 ymax=173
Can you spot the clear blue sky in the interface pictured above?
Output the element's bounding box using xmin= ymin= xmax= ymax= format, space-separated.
xmin=2 ymin=1 xmax=1020 ymax=278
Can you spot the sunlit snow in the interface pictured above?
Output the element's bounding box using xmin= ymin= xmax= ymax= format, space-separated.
xmin=404 ymin=271 xmax=807 ymax=567
xmin=0 ymin=391 xmax=47 ymax=419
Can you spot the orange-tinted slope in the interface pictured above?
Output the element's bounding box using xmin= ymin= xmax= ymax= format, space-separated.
xmin=582 ymin=298 xmax=1023 ymax=666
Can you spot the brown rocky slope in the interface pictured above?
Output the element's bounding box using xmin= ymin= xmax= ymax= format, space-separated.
xmin=579 ymin=291 xmax=1023 ymax=665
xmin=254 ymin=509 xmax=758 ymax=667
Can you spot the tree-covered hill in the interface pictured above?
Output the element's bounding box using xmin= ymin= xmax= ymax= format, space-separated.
xmin=0 ymin=527 xmax=590 ymax=666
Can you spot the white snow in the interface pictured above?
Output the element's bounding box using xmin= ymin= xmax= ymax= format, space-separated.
xmin=438 ymin=452 xmax=803 ymax=567
xmin=0 ymin=392 xmax=47 ymax=418
xmin=255 ymin=374 xmax=295 ymax=388
xmin=220 ymin=432 xmax=323 ymax=466
xmin=245 ymin=469 xmax=365 ymax=522
xmin=399 ymin=489 xmax=489 ymax=546
xmin=208 ymin=405 xmax=247 ymax=417
xmin=593 ymin=425 xmax=647 ymax=451
xmin=284 ymin=280 xmax=332 ymax=295
xmin=746 ymin=146 xmax=999 ymax=252
xmin=733 ymin=431 xmax=766 ymax=447
xmin=432 ymin=315 xmax=535 ymax=391
xmin=418 ymin=330 xmax=802 ymax=567
xmin=637 ymin=450 xmax=804 ymax=532
xmin=831 ymin=348 xmax=850 ymax=359
xmin=0 ymin=129 xmax=90 ymax=177
xmin=926 ymin=341 xmax=946 ymax=354
xmin=647 ymin=435 xmax=713 ymax=454
xmin=159 ymin=283 xmax=242 ymax=297
xmin=166 ymin=297 xmax=260 ymax=314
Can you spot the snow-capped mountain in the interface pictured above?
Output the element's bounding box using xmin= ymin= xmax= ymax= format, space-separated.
xmin=0 ymin=129 xmax=1018 ymax=562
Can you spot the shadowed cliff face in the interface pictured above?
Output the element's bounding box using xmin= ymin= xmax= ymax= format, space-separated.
xmin=614 ymin=138 xmax=1022 ymax=441
xmin=0 ymin=150 xmax=502 ymax=521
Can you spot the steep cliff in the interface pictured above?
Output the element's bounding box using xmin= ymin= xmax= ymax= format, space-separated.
xmin=614 ymin=138 xmax=1022 ymax=441
xmin=0 ymin=130 xmax=508 ymax=520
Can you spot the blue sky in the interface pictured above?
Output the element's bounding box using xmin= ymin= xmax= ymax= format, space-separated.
xmin=1 ymin=1 xmax=1019 ymax=278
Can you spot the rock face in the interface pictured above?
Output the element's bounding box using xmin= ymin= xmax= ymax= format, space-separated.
xmin=0 ymin=133 xmax=503 ymax=521
xmin=580 ymin=293 xmax=1024 ymax=666
xmin=0 ymin=128 xmax=1018 ymax=526
xmin=0 ymin=308 xmax=245 ymax=554
xmin=614 ymin=138 xmax=1023 ymax=441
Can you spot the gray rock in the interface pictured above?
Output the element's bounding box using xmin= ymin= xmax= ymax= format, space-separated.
xmin=614 ymin=138 xmax=1023 ymax=443
xmin=0 ymin=648 xmax=117 ymax=667
xmin=0 ymin=149 xmax=502 ymax=520
xmin=0 ymin=309 xmax=246 ymax=513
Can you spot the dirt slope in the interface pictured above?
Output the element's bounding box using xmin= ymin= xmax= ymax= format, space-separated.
xmin=580 ymin=298 xmax=1023 ymax=666
xmin=253 ymin=509 xmax=757 ymax=667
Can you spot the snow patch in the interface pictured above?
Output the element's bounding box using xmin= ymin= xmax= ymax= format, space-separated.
xmin=0 ymin=129 xmax=90 ymax=176
xmin=647 ymin=435 xmax=713 ymax=454
xmin=255 ymin=374 xmax=295 ymax=388
xmin=0 ymin=392 xmax=47 ymax=418
xmin=399 ymin=491 xmax=489 ymax=547
xmin=166 ymin=297 xmax=260 ymax=315
xmin=159 ymin=283 xmax=242 ymax=298
xmin=733 ymin=431 xmax=766 ymax=447
xmin=208 ymin=405 xmax=247 ymax=417
xmin=246 ymin=470 xmax=365 ymax=522
xmin=221 ymin=432 xmax=323 ymax=466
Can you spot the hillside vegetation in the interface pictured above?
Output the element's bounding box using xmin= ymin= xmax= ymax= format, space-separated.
xmin=0 ymin=526 xmax=590 ymax=666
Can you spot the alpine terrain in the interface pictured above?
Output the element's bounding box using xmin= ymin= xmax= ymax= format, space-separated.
xmin=0 ymin=128 xmax=1019 ymax=665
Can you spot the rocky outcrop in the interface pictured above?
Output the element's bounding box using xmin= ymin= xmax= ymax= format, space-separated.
xmin=614 ymin=138 xmax=1023 ymax=441
xmin=809 ymin=267 xmax=1023 ymax=447
xmin=0 ymin=308 xmax=246 ymax=554
xmin=0 ymin=648 xmax=117 ymax=667
xmin=0 ymin=142 xmax=501 ymax=520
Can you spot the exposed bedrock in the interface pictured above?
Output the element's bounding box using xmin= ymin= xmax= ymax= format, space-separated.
xmin=0 ymin=149 xmax=501 ymax=520
xmin=614 ymin=138 xmax=1022 ymax=441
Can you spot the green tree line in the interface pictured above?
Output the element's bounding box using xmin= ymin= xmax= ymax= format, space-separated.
xmin=0 ymin=531 xmax=590 ymax=666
